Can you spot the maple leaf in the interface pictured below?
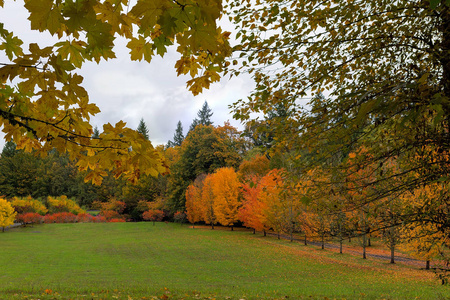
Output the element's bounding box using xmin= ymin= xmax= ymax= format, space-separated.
xmin=0 ymin=26 xmax=24 ymax=60
xmin=127 ymin=36 xmax=153 ymax=62
xmin=55 ymin=40 xmax=87 ymax=68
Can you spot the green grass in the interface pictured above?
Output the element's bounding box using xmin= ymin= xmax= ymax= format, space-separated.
xmin=0 ymin=223 xmax=449 ymax=299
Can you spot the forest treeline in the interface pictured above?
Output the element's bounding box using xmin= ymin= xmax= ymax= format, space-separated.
xmin=1 ymin=101 xmax=448 ymax=280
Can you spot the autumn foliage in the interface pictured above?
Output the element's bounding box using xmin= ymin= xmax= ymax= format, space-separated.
xmin=0 ymin=198 xmax=17 ymax=231
xmin=142 ymin=210 xmax=165 ymax=225
xmin=47 ymin=196 xmax=85 ymax=215
xmin=10 ymin=196 xmax=48 ymax=215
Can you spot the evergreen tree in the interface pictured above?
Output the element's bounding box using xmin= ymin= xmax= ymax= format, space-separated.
xmin=188 ymin=118 xmax=200 ymax=133
xmin=1 ymin=141 xmax=17 ymax=158
xmin=92 ymin=126 xmax=100 ymax=139
xmin=198 ymin=101 xmax=213 ymax=126
xmin=137 ymin=118 xmax=150 ymax=140
xmin=189 ymin=101 xmax=214 ymax=133
xmin=173 ymin=121 xmax=185 ymax=146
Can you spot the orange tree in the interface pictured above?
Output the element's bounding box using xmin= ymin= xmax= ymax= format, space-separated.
xmin=185 ymin=175 xmax=206 ymax=227
xmin=238 ymin=176 xmax=270 ymax=235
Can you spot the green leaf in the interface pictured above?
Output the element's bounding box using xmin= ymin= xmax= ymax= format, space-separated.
xmin=0 ymin=31 xmax=23 ymax=60
xmin=55 ymin=40 xmax=86 ymax=68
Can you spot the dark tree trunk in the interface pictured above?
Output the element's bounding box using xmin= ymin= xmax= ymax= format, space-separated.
xmin=362 ymin=232 xmax=367 ymax=259
xmin=426 ymin=260 xmax=430 ymax=270
xmin=321 ymin=233 xmax=324 ymax=249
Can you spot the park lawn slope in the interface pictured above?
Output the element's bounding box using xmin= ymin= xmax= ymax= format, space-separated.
xmin=0 ymin=223 xmax=448 ymax=299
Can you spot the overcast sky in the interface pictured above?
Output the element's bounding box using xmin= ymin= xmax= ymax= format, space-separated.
xmin=0 ymin=1 xmax=254 ymax=147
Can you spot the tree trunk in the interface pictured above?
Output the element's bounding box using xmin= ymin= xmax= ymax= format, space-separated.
xmin=362 ymin=209 xmax=367 ymax=259
xmin=338 ymin=220 xmax=343 ymax=254
xmin=263 ymin=230 xmax=266 ymax=237
xmin=426 ymin=260 xmax=430 ymax=270
xmin=231 ymin=226 xmax=234 ymax=231
xmin=390 ymin=246 xmax=395 ymax=264
xmin=321 ymin=232 xmax=325 ymax=249
xmin=389 ymin=225 xmax=396 ymax=264
xmin=253 ymin=228 xmax=256 ymax=234
xmin=304 ymin=234 xmax=307 ymax=245
xmin=362 ymin=230 xmax=367 ymax=259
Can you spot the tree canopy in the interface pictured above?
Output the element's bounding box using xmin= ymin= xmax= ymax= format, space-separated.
xmin=0 ymin=0 xmax=231 ymax=184
xmin=229 ymin=0 xmax=450 ymax=208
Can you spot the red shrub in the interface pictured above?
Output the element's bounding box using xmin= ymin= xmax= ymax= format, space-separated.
xmin=44 ymin=212 xmax=77 ymax=223
xmin=76 ymin=213 xmax=94 ymax=223
xmin=16 ymin=212 xmax=43 ymax=225
xmin=93 ymin=215 xmax=107 ymax=223
xmin=43 ymin=214 xmax=56 ymax=224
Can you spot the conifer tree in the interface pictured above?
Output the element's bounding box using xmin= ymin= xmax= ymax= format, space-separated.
xmin=137 ymin=118 xmax=149 ymax=140
xmin=189 ymin=101 xmax=214 ymax=132
xmin=198 ymin=101 xmax=214 ymax=126
xmin=172 ymin=121 xmax=185 ymax=147
xmin=92 ymin=127 xmax=100 ymax=139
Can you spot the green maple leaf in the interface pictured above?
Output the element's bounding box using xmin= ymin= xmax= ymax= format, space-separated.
xmin=0 ymin=31 xmax=23 ymax=60
xmin=55 ymin=40 xmax=86 ymax=68
xmin=130 ymin=0 xmax=170 ymax=31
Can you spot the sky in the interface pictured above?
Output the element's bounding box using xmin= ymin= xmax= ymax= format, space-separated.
xmin=0 ymin=1 xmax=255 ymax=148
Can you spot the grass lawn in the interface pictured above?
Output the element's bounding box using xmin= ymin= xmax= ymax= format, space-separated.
xmin=0 ymin=223 xmax=449 ymax=299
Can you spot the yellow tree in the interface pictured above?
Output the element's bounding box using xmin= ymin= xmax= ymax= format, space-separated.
xmin=0 ymin=198 xmax=16 ymax=232
xmin=0 ymin=0 xmax=231 ymax=185
xmin=200 ymin=174 xmax=216 ymax=229
xmin=400 ymin=182 xmax=450 ymax=271
xmin=211 ymin=167 xmax=241 ymax=230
